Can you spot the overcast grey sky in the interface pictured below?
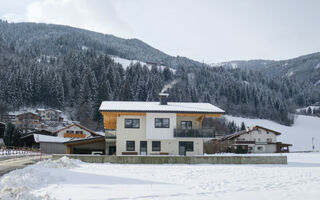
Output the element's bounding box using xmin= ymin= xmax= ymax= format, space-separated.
xmin=1 ymin=0 xmax=320 ymax=63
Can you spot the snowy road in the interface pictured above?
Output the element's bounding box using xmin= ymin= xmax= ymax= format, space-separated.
xmin=1 ymin=153 xmax=320 ymax=200
xmin=0 ymin=155 xmax=49 ymax=176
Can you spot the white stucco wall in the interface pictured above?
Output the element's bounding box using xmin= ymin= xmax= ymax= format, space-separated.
xmin=146 ymin=138 xmax=203 ymax=156
xmin=252 ymin=144 xmax=277 ymax=153
xmin=116 ymin=115 xmax=147 ymax=155
xmin=238 ymin=129 xmax=277 ymax=143
xmin=146 ymin=113 xmax=176 ymax=139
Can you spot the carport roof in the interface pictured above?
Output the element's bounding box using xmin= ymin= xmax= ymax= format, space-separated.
xmin=63 ymin=136 xmax=105 ymax=145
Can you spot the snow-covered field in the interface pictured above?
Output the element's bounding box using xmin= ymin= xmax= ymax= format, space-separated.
xmin=225 ymin=115 xmax=320 ymax=151
xmin=1 ymin=153 xmax=320 ymax=200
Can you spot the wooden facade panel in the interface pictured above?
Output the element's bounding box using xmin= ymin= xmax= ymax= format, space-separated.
xmin=101 ymin=112 xmax=146 ymax=129
xmin=205 ymin=114 xmax=223 ymax=117
xmin=64 ymin=133 xmax=86 ymax=138
xmin=104 ymin=115 xmax=117 ymax=129
xmin=176 ymin=113 xmax=222 ymax=118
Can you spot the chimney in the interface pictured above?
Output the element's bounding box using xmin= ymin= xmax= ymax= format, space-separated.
xmin=159 ymin=93 xmax=169 ymax=105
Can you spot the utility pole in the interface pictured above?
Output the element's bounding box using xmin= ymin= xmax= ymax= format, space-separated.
xmin=312 ymin=137 xmax=315 ymax=151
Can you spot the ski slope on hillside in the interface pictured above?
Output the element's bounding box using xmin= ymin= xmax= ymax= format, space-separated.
xmin=110 ymin=55 xmax=176 ymax=72
xmin=225 ymin=115 xmax=320 ymax=151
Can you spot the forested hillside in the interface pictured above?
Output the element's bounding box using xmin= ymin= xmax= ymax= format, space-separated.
xmin=0 ymin=20 xmax=319 ymax=129
xmin=0 ymin=20 xmax=203 ymax=69
xmin=216 ymin=53 xmax=320 ymax=85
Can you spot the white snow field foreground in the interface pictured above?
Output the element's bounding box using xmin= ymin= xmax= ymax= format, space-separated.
xmin=1 ymin=153 xmax=320 ymax=200
xmin=225 ymin=114 xmax=320 ymax=151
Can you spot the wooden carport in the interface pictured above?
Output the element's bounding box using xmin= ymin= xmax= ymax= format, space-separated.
xmin=64 ymin=136 xmax=106 ymax=155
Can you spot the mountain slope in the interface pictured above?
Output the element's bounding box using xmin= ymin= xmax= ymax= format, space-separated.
xmin=211 ymin=60 xmax=275 ymax=70
xmin=0 ymin=20 xmax=203 ymax=69
xmin=215 ymin=53 xmax=320 ymax=85
xmin=260 ymin=52 xmax=320 ymax=85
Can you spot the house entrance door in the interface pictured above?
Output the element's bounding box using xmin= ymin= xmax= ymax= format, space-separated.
xmin=140 ymin=141 xmax=147 ymax=155
xmin=179 ymin=145 xmax=186 ymax=156
xmin=109 ymin=146 xmax=116 ymax=155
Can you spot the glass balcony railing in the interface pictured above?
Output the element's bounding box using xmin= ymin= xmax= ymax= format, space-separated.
xmin=174 ymin=128 xmax=216 ymax=138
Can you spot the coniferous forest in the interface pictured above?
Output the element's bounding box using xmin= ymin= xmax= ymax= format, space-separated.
xmin=0 ymin=20 xmax=319 ymax=129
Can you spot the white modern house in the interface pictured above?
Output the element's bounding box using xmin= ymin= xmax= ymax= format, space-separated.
xmin=99 ymin=93 xmax=225 ymax=156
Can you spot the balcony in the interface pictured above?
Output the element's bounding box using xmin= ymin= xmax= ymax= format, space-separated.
xmin=174 ymin=128 xmax=216 ymax=138
xmin=105 ymin=130 xmax=116 ymax=139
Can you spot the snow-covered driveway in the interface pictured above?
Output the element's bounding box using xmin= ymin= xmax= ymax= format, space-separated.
xmin=1 ymin=153 xmax=320 ymax=200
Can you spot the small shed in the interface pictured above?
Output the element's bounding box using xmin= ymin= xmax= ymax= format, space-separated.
xmin=33 ymin=134 xmax=71 ymax=154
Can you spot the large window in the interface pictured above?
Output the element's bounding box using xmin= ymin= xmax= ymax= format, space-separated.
xmin=152 ymin=141 xmax=161 ymax=151
xmin=155 ymin=118 xmax=170 ymax=128
xmin=181 ymin=121 xmax=192 ymax=129
xmin=66 ymin=130 xmax=74 ymax=133
xmin=126 ymin=141 xmax=135 ymax=151
xmin=179 ymin=141 xmax=194 ymax=152
xmin=125 ymin=119 xmax=140 ymax=128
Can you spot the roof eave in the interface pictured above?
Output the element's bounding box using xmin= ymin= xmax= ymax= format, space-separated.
xmin=63 ymin=136 xmax=105 ymax=144
xmin=99 ymin=110 xmax=225 ymax=114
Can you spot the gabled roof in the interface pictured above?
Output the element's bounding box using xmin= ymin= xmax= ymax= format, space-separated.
xmin=20 ymin=130 xmax=55 ymax=139
xmin=220 ymin=125 xmax=281 ymax=141
xmin=254 ymin=125 xmax=281 ymax=135
xmin=99 ymin=101 xmax=225 ymax=114
xmin=16 ymin=112 xmax=40 ymax=118
xmin=53 ymin=123 xmax=98 ymax=136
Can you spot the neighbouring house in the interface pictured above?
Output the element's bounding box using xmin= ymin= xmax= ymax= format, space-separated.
xmin=205 ymin=126 xmax=292 ymax=154
xmin=53 ymin=123 xmax=99 ymax=138
xmin=15 ymin=112 xmax=42 ymax=133
xmin=20 ymin=124 xmax=101 ymax=154
xmin=0 ymin=114 xmax=16 ymax=124
xmin=97 ymin=93 xmax=225 ymax=156
xmin=36 ymin=109 xmax=63 ymax=122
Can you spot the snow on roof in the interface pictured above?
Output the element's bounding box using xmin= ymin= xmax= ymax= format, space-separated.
xmin=95 ymin=131 xmax=106 ymax=136
xmin=99 ymin=101 xmax=225 ymax=113
xmin=219 ymin=125 xmax=281 ymax=141
xmin=33 ymin=134 xmax=71 ymax=143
